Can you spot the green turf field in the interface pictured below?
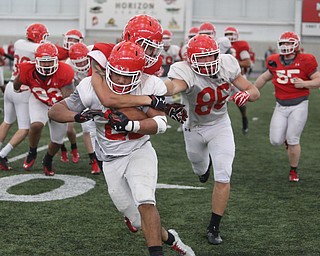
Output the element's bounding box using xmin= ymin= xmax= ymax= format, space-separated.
xmin=0 ymin=81 xmax=320 ymax=256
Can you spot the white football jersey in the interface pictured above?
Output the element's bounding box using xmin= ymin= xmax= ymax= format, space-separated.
xmin=168 ymin=54 xmax=241 ymax=128
xmin=161 ymin=45 xmax=181 ymax=65
xmin=65 ymin=75 xmax=166 ymax=161
xmin=11 ymin=39 xmax=40 ymax=80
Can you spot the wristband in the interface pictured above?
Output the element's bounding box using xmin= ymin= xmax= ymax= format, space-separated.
xmin=125 ymin=121 xmax=140 ymax=133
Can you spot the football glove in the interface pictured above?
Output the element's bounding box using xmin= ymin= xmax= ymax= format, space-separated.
xmin=230 ymin=91 xmax=250 ymax=107
xmin=149 ymin=95 xmax=166 ymax=111
xmin=74 ymin=109 xmax=104 ymax=123
xmin=107 ymin=110 xmax=138 ymax=132
xmin=164 ymin=103 xmax=188 ymax=124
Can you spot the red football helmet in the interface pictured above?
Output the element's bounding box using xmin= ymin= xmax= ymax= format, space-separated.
xmin=35 ymin=42 xmax=59 ymax=76
xmin=106 ymin=41 xmax=145 ymax=94
xmin=69 ymin=43 xmax=90 ymax=73
xmin=224 ymin=26 xmax=239 ymax=42
xmin=63 ymin=29 xmax=84 ymax=50
xmin=123 ymin=14 xmax=163 ymax=68
xmin=26 ymin=23 xmax=49 ymax=43
xmin=277 ymin=31 xmax=300 ymax=55
xmin=187 ymin=34 xmax=220 ymax=77
xmin=199 ymin=22 xmax=216 ymax=38
xmin=188 ymin=27 xmax=199 ymax=40
xmin=163 ymin=29 xmax=173 ymax=47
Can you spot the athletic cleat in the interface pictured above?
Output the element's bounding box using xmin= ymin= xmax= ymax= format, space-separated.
xmin=289 ymin=170 xmax=299 ymax=182
xmin=198 ymin=157 xmax=212 ymax=183
xmin=60 ymin=150 xmax=69 ymax=163
xmin=23 ymin=154 xmax=36 ymax=171
xmin=71 ymin=148 xmax=80 ymax=163
xmin=90 ymin=159 xmax=101 ymax=175
xmin=0 ymin=156 xmax=10 ymax=171
xmin=168 ymin=229 xmax=196 ymax=256
xmin=207 ymin=227 xmax=223 ymax=245
xmin=242 ymin=117 xmax=249 ymax=135
xmin=124 ymin=216 xmax=138 ymax=233
xmin=43 ymin=164 xmax=55 ymax=176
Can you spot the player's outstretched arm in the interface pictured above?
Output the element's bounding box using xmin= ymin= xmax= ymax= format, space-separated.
xmin=48 ymin=101 xmax=76 ymax=123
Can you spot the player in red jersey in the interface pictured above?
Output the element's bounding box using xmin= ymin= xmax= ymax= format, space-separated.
xmin=56 ymin=29 xmax=84 ymax=163
xmin=13 ymin=42 xmax=74 ymax=176
xmin=225 ymin=26 xmax=252 ymax=134
xmin=254 ymin=31 xmax=320 ymax=182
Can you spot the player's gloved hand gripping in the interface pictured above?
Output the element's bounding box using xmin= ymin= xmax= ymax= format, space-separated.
xmin=149 ymin=95 xmax=166 ymax=111
xmin=165 ymin=103 xmax=188 ymax=124
xmin=230 ymin=91 xmax=250 ymax=107
xmin=106 ymin=110 xmax=140 ymax=133
xmin=74 ymin=109 xmax=104 ymax=123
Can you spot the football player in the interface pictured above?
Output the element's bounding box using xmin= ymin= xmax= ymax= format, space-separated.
xmin=66 ymin=42 xmax=101 ymax=174
xmin=224 ymin=26 xmax=252 ymax=134
xmin=0 ymin=23 xmax=49 ymax=171
xmin=198 ymin=22 xmax=216 ymax=39
xmin=89 ymin=14 xmax=186 ymax=124
xmin=56 ymin=29 xmax=84 ymax=164
xmin=48 ymin=41 xmax=195 ymax=256
xmin=179 ymin=26 xmax=199 ymax=61
xmin=254 ymin=31 xmax=320 ymax=182
xmin=160 ymin=29 xmax=181 ymax=77
xmin=13 ymin=42 xmax=74 ymax=176
xmin=165 ymin=34 xmax=260 ymax=245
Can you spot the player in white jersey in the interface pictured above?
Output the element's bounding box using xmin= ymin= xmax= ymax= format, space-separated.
xmin=66 ymin=42 xmax=100 ymax=174
xmin=0 ymin=23 xmax=49 ymax=171
xmin=165 ymin=34 xmax=260 ymax=245
xmin=48 ymin=41 xmax=195 ymax=256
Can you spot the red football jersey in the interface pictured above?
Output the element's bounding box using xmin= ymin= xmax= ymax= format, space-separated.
xmin=19 ymin=61 xmax=74 ymax=106
xmin=56 ymin=44 xmax=69 ymax=61
xmin=266 ymin=53 xmax=317 ymax=100
xmin=231 ymin=40 xmax=250 ymax=61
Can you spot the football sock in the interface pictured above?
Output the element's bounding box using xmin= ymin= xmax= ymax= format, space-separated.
xmin=148 ymin=246 xmax=163 ymax=256
xmin=164 ymin=231 xmax=175 ymax=246
xmin=209 ymin=212 xmax=222 ymax=230
xmin=61 ymin=143 xmax=67 ymax=151
xmin=28 ymin=147 xmax=37 ymax=156
xmin=290 ymin=166 xmax=298 ymax=172
xmin=0 ymin=143 xmax=13 ymax=158
xmin=43 ymin=152 xmax=53 ymax=166
xmin=88 ymin=152 xmax=97 ymax=161
xmin=71 ymin=143 xmax=77 ymax=150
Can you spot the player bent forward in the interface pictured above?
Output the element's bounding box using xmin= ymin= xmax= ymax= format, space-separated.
xmin=48 ymin=41 xmax=195 ymax=256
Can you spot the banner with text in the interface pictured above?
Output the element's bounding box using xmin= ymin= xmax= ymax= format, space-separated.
xmin=302 ymin=0 xmax=320 ymax=36
xmin=86 ymin=0 xmax=186 ymax=31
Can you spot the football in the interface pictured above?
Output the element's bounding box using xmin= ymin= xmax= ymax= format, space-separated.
xmin=115 ymin=107 xmax=148 ymax=121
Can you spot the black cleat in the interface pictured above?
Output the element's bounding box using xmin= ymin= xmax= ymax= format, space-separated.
xmin=207 ymin=227 xmax=223 ymax=245
xmin=198 ymin=157 xmax=212 ymax=183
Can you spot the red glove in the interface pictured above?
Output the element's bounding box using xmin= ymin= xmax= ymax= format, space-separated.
xmin=230 ymin=91 xmax=250 ymax=107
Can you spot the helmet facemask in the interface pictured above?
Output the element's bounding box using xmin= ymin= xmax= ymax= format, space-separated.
xmin=106 ymin=63 xmax=142 ymax=94
xmin=36 ymin=56 xmax=58 ymax=76
xmin=190 ymin=49 xmax=220 ymax=77
xmin=136 ymin=38 xmax=163 ymax=68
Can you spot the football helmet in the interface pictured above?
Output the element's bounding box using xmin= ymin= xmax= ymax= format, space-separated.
xmin=199 ymin=22 xmax=216 ymax=38
xmin=26 ymin=23 xmax=49 ymax=43
xmin=106 ymin=41 xmax=145 ymax=94
xmin=35 ymin=42 xmax=58 ymax=76
xmin=277 ymin=31 xmax=300 ymax=55
xmin=188 ymin=27 xmax=199 ymax=40
xmin=224 ymin=26 xmax=239 ymax=42
xmin=69 ymin=43 xmax=90 ymax=73
xmin=123 ymin=14 xmax=163 ymax=68
xmin=187 ymin=34 xmax=220 ymax=77
xmin=163 ymin=29 xmax=173 ymax=47
xmin=63 ymin=29 xmax=84 ymax=50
